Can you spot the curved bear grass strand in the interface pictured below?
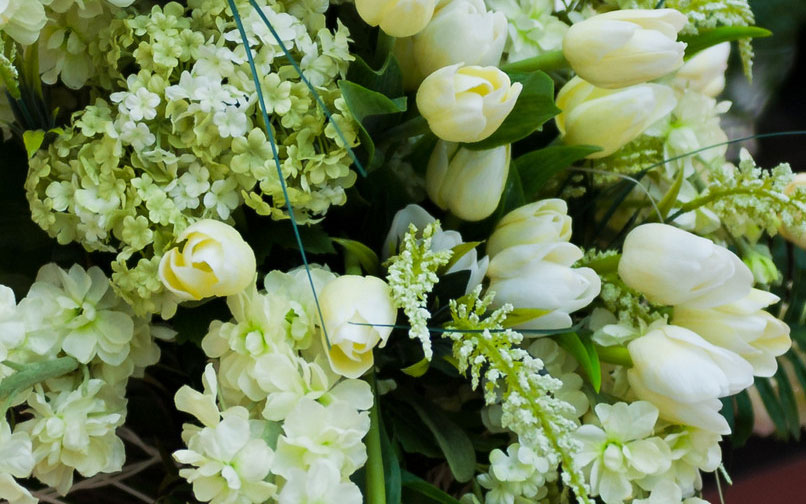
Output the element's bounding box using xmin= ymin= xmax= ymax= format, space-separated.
xmin=227 ymin=0 xmax=331 ymax=347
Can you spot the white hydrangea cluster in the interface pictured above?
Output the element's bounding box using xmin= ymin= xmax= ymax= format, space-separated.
xmin=0 ymin=263 xmax=168 ymax=498
xmin=173 ymin=266 xmax=373 ymax=504
xmin=26 ymin=0 xmax=359 ymax=316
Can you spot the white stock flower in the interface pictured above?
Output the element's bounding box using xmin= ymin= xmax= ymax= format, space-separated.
xmin=411 ymin=0 xmax=507 ymax=78
xmin=674 ymin=42 xmax=731 ymax=97
xmin=486 ymin=199 xmax=572 ymax=257
xmin=319 ymin=275 xmax=396 ymax=379
xmin=355 ymin=0 xmax=437 ymax=37
xmin=0 ymin=421 xmax=35 ymax=504
xmin=634 ymin=480 xmax=709 ymax=504
xmin=563 ymin=9 xmax=687 ymax=89
xmin=0 ymin=285 xmax=24 ymax=363
xmin=575 ymin=401 xmax=671 ymax=504
xmin=426 ymin=141 xmax=510 ymax=222
xmin=278 ymin=459 xmax=363 ymax=504
xmin=417 ymin=64 xmax=522 ymax=143
xmin=174 ymin=407 xmax=276 ymax=504
xmin=674 ymin=289 xmax=791 ymax=377
xmin=18 ymin=380 xmax=126 ymax=495
xmin=384 ymin=204 xmax=490 ymax=294
xmin=159 ymin=219 xmax=256 ymax=301
xmin=477 ymin=443 xmax=553 ymax=504
xmin=19 ymin=264 xmax=135 ymax=365
xmin=654 ymin=428 xmax=721 ymax=497
xmin=555 ymin=77 xmax=676 ymax=158
xmin=627 ymin=324 xmax=754 ymax=434
xmin=273 ymin=397 xmax=370 ymax=479
xmin=618 ymin=223 xmax=754 ymax=308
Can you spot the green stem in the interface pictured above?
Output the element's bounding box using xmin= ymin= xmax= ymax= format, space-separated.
xmin=365 ymin=372 xmax=387 ymax=504
xmin=345 ymin=253 xmax=362 ymax=276
xmin=595 ymin=345 xmax=633 ymax=367
xmin=670 ymin=186 xmax=781 ymax=221
xmin=500 ymin=50 xmax=568 ymax=74
xmin=0 ymin=356 xmax=79 ymax=399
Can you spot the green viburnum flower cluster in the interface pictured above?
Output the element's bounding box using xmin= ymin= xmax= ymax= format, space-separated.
xmin=385 ymin=222 xmax=453 ymax=361
xmin=26 ymin=0 xmax=359 ymax=316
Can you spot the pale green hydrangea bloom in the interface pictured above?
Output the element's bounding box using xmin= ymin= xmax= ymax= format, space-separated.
xmin=477 ymin=443 xmax=554 ymax=504
xmin=485 ymin=0 xmax=567 ymax=63
xmin=277 ymin=459 xmax=362 ymax=504
xmin=0 ymin=420 xmax=36 ymax=504
xmin=27 ymin=0 xmax=360 ymax=316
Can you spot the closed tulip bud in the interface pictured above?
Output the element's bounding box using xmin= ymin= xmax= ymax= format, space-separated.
xmin=779 ymin=173 xmax=806 ymax=248
xmin=674 ymin=42 xmax=731 ymax=97
xmin=628 ymin=324 xmax=754 ymax=434
xmin=487 ymin=242 xmax=600 ymax=330
xmin=618 ymin=223 xmax=753 ymax=308
xmin=412 ymin=0 xmax=507 ymax=79
xmin=555 ymin=76 xmax=676 ymax=158
xmin=674 ymin=289 xmax=791 ymax=378
xmin=0 ymin=0 xmax=47 ymax=46
xmin=320 ymin=275 xmax=396 ymax=379
xmin=159 ymin=220 xmax=256 ymax=301
xmin=426 ymin=141 xmax=510 ymax=221
xmin=355 ymin=0 xmax=437 ymax=37
xmin=563 ymin=9 xmax=687 ymax=89
xmin=487 ymin=199 xmax=572 ymax=257
xmin=417 ymin=64 xmax=522 ymax=143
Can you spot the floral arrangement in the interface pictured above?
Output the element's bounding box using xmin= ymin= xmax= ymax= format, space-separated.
xmin=0 ymin=0 xmax=804 ymax=503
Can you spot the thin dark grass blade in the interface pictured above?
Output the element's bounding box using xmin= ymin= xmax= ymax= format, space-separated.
xmin=348 ymin=319 xmax=586 ymax=336
xmin=228 ymin=0 xmax=331 ymax=347
xmin=247 ymin=0 xmax=366 ymax=177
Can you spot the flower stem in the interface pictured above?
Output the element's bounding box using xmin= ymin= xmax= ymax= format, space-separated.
xmin=500 ymin=50 xmax=568 ymax=74
xmin=595 ymin=344 xmax=633 ymax=367
xmin=365 ymin=372 xmax=387 ymax=504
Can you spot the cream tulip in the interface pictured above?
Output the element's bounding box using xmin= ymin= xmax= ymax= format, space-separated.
xmin=628 ymin=324 xmax=754 ymax=434
xmin=411 ymin=0 xmax=507 ymax=78
xmin=618 ymin=223 xmax=753 ymax=308
xmin=319 ymin=275 xmax=396 ymax=379
xmin=416 ymin=64 xmax=522 ymax=143
xmin=779 ymin=173 xmax=806 ymax=248
xmin=355 ymin=0 xmax=437 ymax=37
xmin=555 ymin=76 xmax=676 ymax=158
xmin=674 ymin=42 xmax=731 ymax=97
xmin=674 ymin=289 xmax=791 ymax=377
xmin=426 ymin=141 xmax=510 ymax=221
xmin=159 ymin=220 xmax=256 ymax=301
xmin=486 ymin=199 xmax=572 ymax=258
xmin=563 ymin=9 xmax=687 ymax=89
xmin=0 ymin=0 xmax=47 ymax=46
xmin=487 ymin=242 xmax=600 ymax=330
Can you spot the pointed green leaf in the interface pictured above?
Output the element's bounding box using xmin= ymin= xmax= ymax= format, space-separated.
xmin=502 ymin=308 xmax=550 ymax=328
xmin=22 ymin=129 xmax=45 ymax=159
xmin=774 ymin=361 xmax=801 ymax=439
xmin=516 ymin=144 xmax=601 ymax=198
xmin=464 ymin=71 xmax=559 ymax=150
xmin=333 ymin=238 xmax=380 ymax=275
xmin=440 ymin=241 xmax=482 ymax=274
xmin=656 ymin=163 xmax=686 ymax=221
xmin=732 ymin=389 xmax=754 ymax=447
xmin=553 ymin=333 xmax=602 ymax=392
xmin=380 ymin=419 xmax=402 ymax=504
xmin=680 ymin=26 xmax=772 ymax=59
xmin=401 ymin=357 xmax=430 ymax=378
xmin=754 ymin=377 xmax=788 ymax=437
xmin=401 ymin=471 xmax=463 ymax=504
xmin=346 ymin=52 xmax=404 ymax=99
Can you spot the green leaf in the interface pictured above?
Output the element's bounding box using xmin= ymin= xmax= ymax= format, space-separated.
xmin=553 ymin=333 xmax=602 ymax=393
xmin=403 ymin=397 xmax=476 ymax=482
xmin=656 ymin=163 xmax=685 ymax=221
xmin=380 ymin=419 xmax=402 ymax=504
xmin=338 ymin=80 xmax=407 ymax=169
xmin=22 ymin=129 xmax=45 ymax=159
xmin=401 ymin=471 xmax=463 ymax=504
xmin=732 ymin=389 xmax=754 ymax=447
xmin=496 ymin=162 xmax=526 ymax=217
xmin=332 ymin=238 xmax=380 ymax=275
xmin=516 ymin=144 xmax=601 ymax=198
xmin=680 ymin=26 xmax=772 ymax=59
xmin=346 ymin=53 xmax=404 ymax=99
xmin=502 ymin=308 xmax=550 ymax=328
xmin=401 ymin=357 xmax=430 ymax=378
xmin=0 ymin=356 xmax=78 ymax=399
xmin=774 ymin=361 xmax=801 ymax=439
xmin=464 ymin=71 xmax=559 ymax=150
xmin=754 ymin=377 xmax=788 ymax=437
xmin=440 ymin=241 xmax=482 ymax=274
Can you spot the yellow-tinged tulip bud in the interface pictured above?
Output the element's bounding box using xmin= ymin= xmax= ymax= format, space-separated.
xmin=426 ymin=141 xmax=510 ymax=221
xmin=674 ymin=42 xmax=730 ymax=97
xmin=486 ymin=199 xmax=572 ymax=257
xmin=355 ymin=0 xmax=437 ymax=38
xmin=563 ymin=8 xmax=687 ymax=89
xmin=159 ymin=220 xmax=256 ymax=301
xmin=417 ymin=64 xmax=522 ymax=143
xmin=411 ymin=0 xmax=507 ymax=79
xmin=319 ymin=275 xmax=396 ymax=379
xmin=555 ymin=76 xmax=676 ymax=158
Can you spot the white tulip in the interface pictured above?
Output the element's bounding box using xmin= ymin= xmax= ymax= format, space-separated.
xmin=426 ymin=141 xmax=510 ymax=222
xmin=355 ymin=0 xmax=437 ymax=37
xmin=486 ymin=199 xmax=572 ymax=258
xmin=674 ymin=289 xmax=791 ymax=377
xmin=618 ymin=223 xmax=753 ymax=308
xmin=319 ymin=275 xmax=396 ymax=379
xmin=780 ymin=172 xmax=806 ymax=248
xmin=674 ymin=42 xmax=731 ymax=97
xmin=556 ymin=76 xmax=676 ymax=158
xmin=417 ymin=64 xmax=522 ymax=143
xmin=487 ymin=242 xmax=600 ymax=330
xmin=383 ymin=204 xmax=489 ymax=293
xmin=412 ymin=0 xmax=507 ymax=78
xmin=628 ymin=324 xmax=754 ymax=434
xmin=563 ymin=9 xmax=687 ymax=89
xmin=159 ymin=219 xmax=256 ymax=301
xmin=0 ymin=0 xmax=46 ymax=46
